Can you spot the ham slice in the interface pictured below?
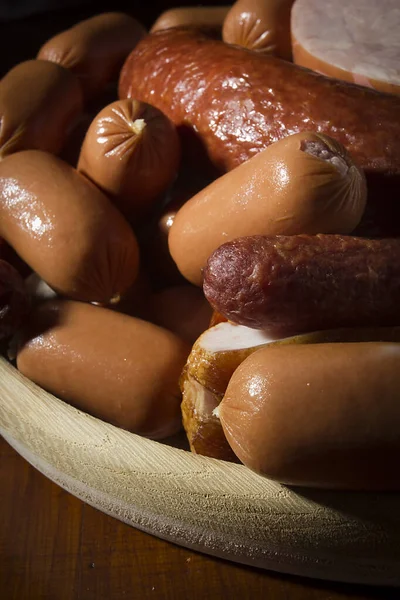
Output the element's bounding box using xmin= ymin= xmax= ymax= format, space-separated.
xmin=291 ymin=0 xmax=400 ymax=95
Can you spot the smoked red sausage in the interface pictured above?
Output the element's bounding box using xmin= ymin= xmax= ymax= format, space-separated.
xmin=203 ymin=234 xmax=400 ymax=336
xmin=119 ymin=29 xmax=400 ymax=175
xmin=119 ymin=29 xmax=400 ymax=231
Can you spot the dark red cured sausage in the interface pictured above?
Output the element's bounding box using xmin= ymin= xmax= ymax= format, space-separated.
xmin=119 ymin=29 xmax=400 ymax=174
xmin=203 ymin=234 xmax=400 ymax=336
xmin=119 ymin=29 xmax=400 ymax=232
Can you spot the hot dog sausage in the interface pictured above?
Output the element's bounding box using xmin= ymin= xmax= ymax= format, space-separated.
xmin=0 ymin=150 xmax=139 ymax=304
xmin=38 ymin=13 xmax=146 ymax=102
xmin=223 ymin=0 xmax=294 ymax=59
xmin=119 ymin=29 xmax=400 ymax=229
xmin=77 ymin=99 xmax=181 ymax=224
xmin=169 ymin=132 xmax=367 ymax=286
xmin=203 ymin=234 xmax=400 ymax=336
xmin=218 ymin=342 xmax=400 ymax=489
xmin=0 ymin=60 xmax=83 ymax=158
xmin=0 ymin=259 xmax=29 ymax=340
xmin=17 ymin=300 xmax=190 ymax=439
xmin=151 ymin=6 xmax=229 ymax=34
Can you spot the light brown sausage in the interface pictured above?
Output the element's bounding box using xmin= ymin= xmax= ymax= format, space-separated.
xmin=151 ymin=6 xmax=229 ymax=33
xmin=0 ymin=150 xmax=139 ymax=304
xmin=17 ymin=300 xmax=190 ymax=439
xmin=77 ymin=99 xmax=181 ymax=224
xmin=0 ymin=59 xmax=83 ymax=158
xmin=219 ymin=342 xmax=400 ymax=490
xmin=223 ymin=0 xmax=294 ymax=59
xmin=38 ymin=13 xmax=146 ymax=102
xmin=169 ymin=132 xmax=367 ymax=286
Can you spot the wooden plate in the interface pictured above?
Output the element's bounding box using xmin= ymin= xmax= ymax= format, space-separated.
xmin=1 ymin=355 xmax=399 ymax=586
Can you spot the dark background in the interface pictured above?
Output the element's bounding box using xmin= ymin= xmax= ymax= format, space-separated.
xmin=0 ymin=1 xmax=231 ymax=77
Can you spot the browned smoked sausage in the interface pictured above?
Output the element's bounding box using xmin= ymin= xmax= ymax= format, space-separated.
xmin=119 ymin=29 xmax=400 ymax=231
xmin=119 ymin=29 xmax=400 ymax=175
xmin=203 ymin=234 xmax=400 ymax=336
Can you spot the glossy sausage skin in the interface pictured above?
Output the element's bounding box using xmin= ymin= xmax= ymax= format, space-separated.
xmin=77 ymin=99 xmax=181 ymax=224
xmin=222 ymin=0 xmax=294 ymax=59
xmin=151 ymin=6 xmax=229 ymax=33
xmin=119 ymin=29 xmax=400 ymax=230
xmin=17 ymin=300 xmax=190 ymax=439
xmin=119 ymin=29 xmax=400 ymax=173
xmin=0 ymin=60 xmax=83 ymax=158
xmin=220 ymin=342 xmax=400 ymax=490
xmin=0 ymin=259 xmax=29 ymax=340
xmin=169 ymin=131 xmax=367 ymax=286
xmin=0 ymin=150 xmax=139 ymax=304
xmin=38 ymin=12 xmax=146 ymax=102
xmin=203 ymin=234 xmax=400 ymax=336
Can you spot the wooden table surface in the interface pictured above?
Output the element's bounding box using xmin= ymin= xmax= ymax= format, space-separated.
xmin=1 ymin=436 xmax=399 ymax=600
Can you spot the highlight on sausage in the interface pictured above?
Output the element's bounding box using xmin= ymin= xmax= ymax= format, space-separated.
xmin=151 ymin=6 xmax=229 ymax=34
xmin=223 ymin=0 xmax=294 ymax=59
xmin=119 ymin=28 xmax=400 ymax=176
xmin=218 ymin=342 xmax=400 ymax=490
xmin=38 ymin=12 xmax=146 ymax=101
xmin=119 ymin=28 xmax=400 ymax=230
xmin=77 ymin=99 xmax=181 ymax=224
xmin=169 ymin=132 xmax=367 ymax=286
xmin=0 ymin=150 xmax=139 ymax=304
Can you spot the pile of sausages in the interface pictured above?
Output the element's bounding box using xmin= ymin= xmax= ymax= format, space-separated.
xmin=1 ymin=2 xmax=400 ymax=489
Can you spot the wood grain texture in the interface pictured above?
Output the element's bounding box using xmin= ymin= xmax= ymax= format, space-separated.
xmin=5 ymin=437 xmax=400 ymax=600
xmin=1 ymin=356 xmax=400 ymax=587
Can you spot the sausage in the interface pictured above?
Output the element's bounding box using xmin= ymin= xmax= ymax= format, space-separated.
xmin=0 ymin=59 xmax=83 ymax=158
xmin=218 ymin=342 xmax=400 ymax=489
xmin=182 ymin=320 xmax=400 ymax=462
xmin=77 ymin=99 xmax=181 ymax=224
xmin=223 ymin=0 xmax=294 ymax=59
xmin=291 ymin=0 xmax=400 ymax=96
xmin=149 ymin=285 xmax=213 ymax=344
xmin=169 ymin=131 xmax=367 ymax=286
xmin=119 ymin=29 xmax=400 ymax=230
xmin=203 ymin=234 xmax=400 ymax=336
xmin=0 ymin=150 xmax=139 ymax=304
xmin=119 ymin=28 xmax=400 ymax=172
xmin=17 ymin=300 xmax=190 ymax=439
xmin=38 ymin=13 xmax=146 ymax=102
xmin=0 ymin=259 xmax=29 ymax=340
xmin=151 ymin=6 xmax=229 ymax=34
